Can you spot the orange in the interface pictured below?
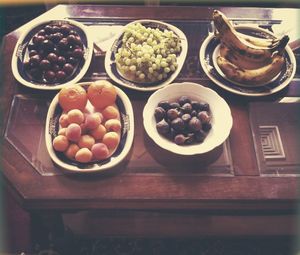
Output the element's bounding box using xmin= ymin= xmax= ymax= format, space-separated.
xmin=87 ymin=80 xmax=117 ymax=109
xmin=58 ymin=85 xmax=87 ymax=112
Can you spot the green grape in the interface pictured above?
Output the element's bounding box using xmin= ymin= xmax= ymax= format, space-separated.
xmin=115 ymin=22 xmax=182 ymax=83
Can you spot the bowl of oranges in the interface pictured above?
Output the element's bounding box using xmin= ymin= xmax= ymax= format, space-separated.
xmin=45 ymin=80 xmax=134 ymax=173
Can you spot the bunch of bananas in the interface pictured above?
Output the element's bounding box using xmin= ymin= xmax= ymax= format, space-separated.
xmin=213 ymin=10 xmax=289 ymax=86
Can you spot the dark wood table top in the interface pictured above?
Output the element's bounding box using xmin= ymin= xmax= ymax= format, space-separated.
xmin=1 ymin=4 xmax=299 ymax=212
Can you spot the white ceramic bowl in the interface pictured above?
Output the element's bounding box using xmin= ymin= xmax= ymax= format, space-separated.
xmin=143 ymin=82 xmax=232 ymax=155
xmin=45 ymin=82 xmax=134 ymax=173
xmin=12 ymin=19 xmax=93 ymax=90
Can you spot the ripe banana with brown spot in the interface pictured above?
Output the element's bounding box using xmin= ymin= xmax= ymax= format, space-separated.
xmin=236 ymin=31 xmax=280 ymax=48
xmin=219 ymin=43 xmax=271 ymax=70
xmin=216 ymin=54 xmax=285 ymax=85
xmin=213 ymin=10 xmax=289 ymax=63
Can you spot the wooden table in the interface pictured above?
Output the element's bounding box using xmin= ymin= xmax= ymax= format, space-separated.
xmin=1 ymin=4 xmax=300 ymax=239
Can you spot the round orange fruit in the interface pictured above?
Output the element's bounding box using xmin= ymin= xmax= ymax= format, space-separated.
xmin=87 ymin=80 xmax=117 ymax=109
xmin=58 ymin=85 xmax=87 ymax=112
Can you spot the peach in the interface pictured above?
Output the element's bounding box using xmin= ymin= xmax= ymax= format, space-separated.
xmin=90 ymin=124 xmax=106 ymax=140
xmin=105 ymin=119 xmax=121 ymax=132
xmin=78 ymin=134 xmax=95 ymax=149
xmin=67 ymin=109 xmax=85 ymax=125
xmin=91 ymin=143 xmax=110 ymax=160
xmin=59 ymin=114 xmax=69 ymax=128
xmin=102 ymin=132 xmax=120 ymax=150
xmin=75 ymin=148 xmax=93 ymax=163
xmin=53 ymin=135 xmax=69 ymax=152
xmin=102 ymin=105 xmax=119 ymax=120
xmin=66 ymin=123 xmax=81 ymax=142
xmin=58 ymin=127 xmax=67 ymax=136
xmin=64 ymin=143 xmax=80 ymax=159
xmin=85 ymin=113 xmax=101 ymax=130
xmin=87 ymin=80 xmax=117 ymax=109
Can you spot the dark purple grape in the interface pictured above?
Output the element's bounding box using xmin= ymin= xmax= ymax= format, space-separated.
xmin=23 ymin=61 xmax=30 ymax=70
xmin=47 ymin=53 xmax=58 ymax=63
xmin=32 ymin=35 xmax=45 ymax=45
xmin=52 ymin=64 xmax=60 ymax=72
xmin=60 ymin=24 xmax=71 ymax=35
xmin=62 ymin=63 xmax=74 ymax=75
xmin=29 ymin=55 xmax=41 ymax=67
xmin=49 ymin=32 xmax=63 ymax=43
xmin=67 ymin=34 xmax=77 ymax=45
xmin=29 ymin=50 xmax=38 ymax=57
xmin=56 ymin=70 xmax=67 ymax=82
xmin=188 ymin=117 xmax=202 ymax=132
xmin=174 ymin=134 xmax=187 ymax=145
xmin=67 ymin=56 xmax=78 ymax=65
xmin=69 ymin=30 xmax=78 ymax=36
xmin=171 ymin=118 xmax=185 ymax=132
xmin=154 ymin=107 xmax=165 ymax=122
xmin=52 ymin=25 xmax=60 ymax=33
xmin=29 ymin=68 xmax=42 ymax=79
xmin=156 ymin=119 xmax=169 ymax=135
xmin=72 ymin=48 xmax=84 ymax=59
xmin=37 ymin=29 xmax=46 ymax=36
xmin=58 ymin=38 xmax=69 ymax=50
xmin=57 ymin=56 xmax=66 ymax=66
xmin=41 ymin=39 xmax=54 ymax=52
xmin=44 ymin=25 xmax=53 ymax=34
xmin=191 ymin=101 xmax=202 ymax=110
xmin=44 ymin=70 xmax=56 ymax=82
xmin=40 ymin=59 xmax=51 ymax=70
xmin=27 ymin=43 xmax=37 ymax=51
xmin=178 ymin=96 xmax=190 ymax=106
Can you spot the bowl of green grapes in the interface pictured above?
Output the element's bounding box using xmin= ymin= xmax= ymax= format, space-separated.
xmin=105 ymin=20 xmax=188 ymax=91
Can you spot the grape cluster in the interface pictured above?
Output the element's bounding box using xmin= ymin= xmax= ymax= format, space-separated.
xmin=23 ymin=22 xmax=85 ymax=84
xmin=154 ymin=96 xmax=212 ymax=145
xmin=115 ymin=22 xmax=181 ymax=83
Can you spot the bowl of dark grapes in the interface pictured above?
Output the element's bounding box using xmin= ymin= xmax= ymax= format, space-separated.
xmin=105 ymin=20 xmax=188 ymax=91
xmin=12 ymin=19 xmax=93 ymax=90
xmin=143 ymin=82 xmax=233 ymax=155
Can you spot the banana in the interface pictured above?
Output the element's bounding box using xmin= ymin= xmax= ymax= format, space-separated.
xmin=216 ymin=54 xmax=285 ymax=85
xmin=236 ymin=32 xmax=280 ymax=48
xmin=219 ymin=43 xmax=271 ymax=70
xmin=213 ymin=10 xmax=289 ymax=63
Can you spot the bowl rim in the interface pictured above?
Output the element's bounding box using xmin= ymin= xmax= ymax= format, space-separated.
xmin=143 ymin=82 xmax=233 ymax=155
xmin=11 ymin=18 xmax=94 ymax=91
xmin=104 ymin=19 xmax=188 ymax=92
xmin=45 ymin=81 xmax=135 ymax=173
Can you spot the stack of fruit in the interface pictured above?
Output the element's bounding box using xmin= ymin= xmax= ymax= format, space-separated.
xmin=213 ymin=10 xmax=289 ymax=86
xmin=52 ymin=80 xmax=122 ymax=163
xmin=115 ymin=22 xmax=182 ymax=83
xmin=23 ymin=21 xmax=85 ymax=84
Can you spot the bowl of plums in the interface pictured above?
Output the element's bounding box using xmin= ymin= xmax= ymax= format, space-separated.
xmin=105 ymin=19 xmax=188 ymax=91
xmin=45 ymin=80 xmax=134 ymax=173
xmin=143 ymin=82 xmax=232 ymax=155
xmin=11 ymin=19 xmax=93 ymax=90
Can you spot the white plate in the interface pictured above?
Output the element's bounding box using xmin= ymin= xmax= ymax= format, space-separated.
xmin=45 ymin=82 xmax=134 ymax=173
xmin=199 ymin=25 xmax=296 ymax=97
xmin=12 ymin=19 xmax=93 ymax=90
xmin=143 ymin=82 xmax=232 ymax=155
xmin=105 ymin=19 xmax=188 ymax=92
